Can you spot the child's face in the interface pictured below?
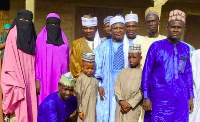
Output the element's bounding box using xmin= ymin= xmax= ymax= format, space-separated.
xmin=128 ymin=52 xmax=142 ymax=68
xmin=83 ymin=61 xmax=95 ymax=77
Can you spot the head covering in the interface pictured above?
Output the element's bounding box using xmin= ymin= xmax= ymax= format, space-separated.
xmin=82 ymin=53 xmax=95 ymax=62
xmin=125 ymin=12 xmax=138 ymax=23
xmin=10 ymin=9 xmax=36 ymax=55
xmin=110 ymin=14 xmax=125 ymax=26
xmin=46 ymin=13 xmax=64 ymax=46
xmin=168 ymin=9 xmax=186 ymax=23
xmin=145 ymin=7 xmax=159 ymax=19
xmin=103 ymin=16 xmax=113 ymax=24
xmin=81 ymin=15 xmax=97 ymax=27
xmin=0 ymin=24 xmax=10 ymax=60
xmin=3 ymin=24 xmax=10 ymax=29
xmin=59 ymin=72 xmax=75 ymax=87
xmin=81 ymin=15 xmax=101 ymax=49
xmin=1 ymin=24 xmax=10 ymax=43
xmin=129 ymin=44 xmax=141 ymax=53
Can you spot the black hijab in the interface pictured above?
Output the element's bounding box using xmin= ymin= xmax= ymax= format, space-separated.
xmin=10 ymin=9 xmax=36 ymax=55
xmin=46 ymin=17 xmax=64 ymax=46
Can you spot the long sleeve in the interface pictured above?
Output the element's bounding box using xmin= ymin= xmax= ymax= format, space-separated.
xmin=67 ymin=96 xmax=77 ymax=118
xmin=93 ymin=46 xmax=104 ymax=86
xmin=185 ymin=51 xmax=194 ymax=99
xmin=61 ymin=30 xmax=70 ymax=72
xmin=35 ymin=40 xmax=41 ymax=81
xmin=114 ymin=70 xmax=123 ymax=101
xmin=141 ymin=44 xmax=156 ymax=99
xmin=1 ymin=28 xmax=25 ymax=114
xmin=127 ymin=89 xmax=142 ymax=108
xmin=38 ymin=100 xmax=58 ymax=122
xmin=70 ymin=41 xmax=82 ymax=78
xmin=191 ymin=51 xmax=199 ymax=91
xmin=66 ymin=45 xmax=70 ymax=71
xmin=75 ymin=76 xmax=83 ymax=112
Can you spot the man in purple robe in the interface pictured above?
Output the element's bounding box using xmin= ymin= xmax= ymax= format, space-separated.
xmin=38 ymin=72 xmax=77 ymax=122
xmin=142 ymin=9 xmax=194 ymax=122
xmin=36 ymin=13 xmax=70 ymax=105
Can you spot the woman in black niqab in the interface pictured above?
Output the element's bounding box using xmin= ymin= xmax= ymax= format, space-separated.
xmin=10 ymin=9 xmax=36 ymax=55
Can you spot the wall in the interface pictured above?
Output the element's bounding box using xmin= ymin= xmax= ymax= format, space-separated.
xmin=8 ymin=0 xmax=75 ymax=48
xmin=0 ymin=11 xmax=9 ymax=34
xmin=7 ymin=0 xmax=200 ymax=48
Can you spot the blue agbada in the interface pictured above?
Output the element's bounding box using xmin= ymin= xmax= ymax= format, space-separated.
xmin=37 ymin=92 xmax=77 ymax=122
xmin=94 ymin=39 xmax=125 ymax=122
xmin=142 ymin=39 xmax=194 ymax=122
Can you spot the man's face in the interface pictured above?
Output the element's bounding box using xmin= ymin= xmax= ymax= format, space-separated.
xmin=145 ymin=14 xmax=159 ymax=34
xmin=82 ymin=26 xmax=97 ymax=41
xmin=125 ymin=21 xmax=139 ymax=39
xmin=167 ymin=20 xmax=185 ymax=40
xmin=128 ymin=52 xmax=142 ymax=68
xmin=83 ymin=61 xmax=95 ymax=77
xmin=4 ymin=28 xmax=9 ymax=34
xmin=58 ymin=85 xmax=74 ymax=100
xmin=111 ymin=23 xmax=125 ymax=42
xmin=103 ymin=22 xmax=111 ymax=37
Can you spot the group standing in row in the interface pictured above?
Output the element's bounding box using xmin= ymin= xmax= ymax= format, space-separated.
xmin=0 ymin=6 xmax=199 ymax=122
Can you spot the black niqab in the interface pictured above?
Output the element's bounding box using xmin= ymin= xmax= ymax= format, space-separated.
xmin=10 ymin=9 xmax=36 ymax=55
xmin=46 ymin=17 xmax=64 ymax=46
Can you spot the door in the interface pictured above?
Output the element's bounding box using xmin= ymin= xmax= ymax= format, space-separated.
xmin=184 ymin=15 xmax=200 ymax=49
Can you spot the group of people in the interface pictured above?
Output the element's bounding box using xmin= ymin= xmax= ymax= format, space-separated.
xmin=0 ymin=5 xmax=199 ymax=122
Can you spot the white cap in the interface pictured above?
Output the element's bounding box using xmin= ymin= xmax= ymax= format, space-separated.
xmin=81 ymin=16 xmax=98 ymax=27
xmin=125 ymin=12 xmax=138 ymax=23
xmin=110 ymin=15 xmax=125 ymax=26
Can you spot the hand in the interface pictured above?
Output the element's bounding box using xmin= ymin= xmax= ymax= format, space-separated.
xmin=98 ymin=87 xmax=105 ymax=101
xmin=79 ymin=111 xmax=84 ymax=120
xmin=120 ymin=100 xmax=132 ymax=114
xmin=189 ymin=98 xmax=194 ymax=113
xmin=36 ymin=81 xmax=41 ymax=95
xmin=143 ymin=98 xmax=152 ymax=111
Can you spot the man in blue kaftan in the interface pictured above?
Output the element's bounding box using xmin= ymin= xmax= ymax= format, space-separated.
xmin=101 ymin=16 xmax=113 ymax=42
xmin=38 ymin=73 xmax=77 ymax=122
xmin=94 ymin=15 xmax=129 ymax=122
xmin=142 ymin=9 xmax=194 ymax=122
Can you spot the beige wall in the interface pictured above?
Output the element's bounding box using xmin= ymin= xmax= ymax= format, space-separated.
xmin=9 ymin=0 xmax=75 ymax=48
xmin=0 ymin=11 xmax=10 ymax=34
xmin=8 ymin=0 xmax=151 ymax=48
xmin=7 ymin=0 xmax=200 ymax=48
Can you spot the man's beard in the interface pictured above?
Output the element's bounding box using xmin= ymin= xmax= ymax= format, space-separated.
xmin=113 ymin=37 xmax=123 ymax=42
xmin=127 ymin=34 xmax=136 ymax=39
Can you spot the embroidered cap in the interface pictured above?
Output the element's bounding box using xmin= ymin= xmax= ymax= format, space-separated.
xmin=110 ymin=14 xmax=125 ymax=26
xmin=168 ymin=9 xmax=186 ymax=23
xmin=59 ymin=72 xmax=75 ymax=87
xmin=125 ymin=11 xmax=138 ymax=23
xmin=82 ymin=53 xmax=95 ymax=62
xmin=129 ymin=44 xmax=141 ymax=53
xmin=81 ymin=15 xmax=98 ymax=27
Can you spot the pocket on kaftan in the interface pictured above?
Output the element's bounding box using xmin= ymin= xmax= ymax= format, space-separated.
xmin=178 ymin=56 xmax=187 ymax=73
